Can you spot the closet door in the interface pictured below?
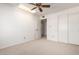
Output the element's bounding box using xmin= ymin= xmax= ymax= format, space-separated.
xmin=47 ymin=14 xmax=58 ymax=41
xmin=58 ymin=14 xmax=68 ymax=43
xmin=69 ymin=13 xmax=79 ymax=45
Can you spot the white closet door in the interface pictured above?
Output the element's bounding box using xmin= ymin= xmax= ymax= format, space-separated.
xmin=58 ymin=14 xmax=68 ymax=43
xmin=69 ymin=13 xmax=79 ymax=45
xmin=47 ymin=14 xmax=58 ymax=41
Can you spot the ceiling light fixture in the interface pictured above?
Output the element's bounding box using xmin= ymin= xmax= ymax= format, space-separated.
xmin=18 ymin=4 xmax=36 ymax=13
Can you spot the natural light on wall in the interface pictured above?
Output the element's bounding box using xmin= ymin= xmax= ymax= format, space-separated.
xmin=18 ymin=4 xmax=36 ymax=13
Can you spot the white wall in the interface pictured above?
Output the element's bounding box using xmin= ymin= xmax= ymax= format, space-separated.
xmin=47 ymin=6 xmax=79 ymax=45
xmin=0 ymin=4 xmax=41 ymax=49
xmin=69 ymin=12 xmax=79 ymax=45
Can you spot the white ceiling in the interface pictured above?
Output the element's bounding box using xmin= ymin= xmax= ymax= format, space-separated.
xmin=14 ymin=3 xmax=79 ymax=15
xmin=42 ymin=3 xmax=79 ymax=15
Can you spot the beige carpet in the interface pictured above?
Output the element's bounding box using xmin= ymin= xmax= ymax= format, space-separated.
xmin=0 ymin=38 xmax=79 ymax=55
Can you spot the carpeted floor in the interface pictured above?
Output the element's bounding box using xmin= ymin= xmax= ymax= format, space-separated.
xmin=0 ymin=38 xmax=79 ymax=55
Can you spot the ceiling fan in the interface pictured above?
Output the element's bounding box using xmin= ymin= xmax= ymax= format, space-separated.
xmin=29 ymin=3 xmax=50 ymax=12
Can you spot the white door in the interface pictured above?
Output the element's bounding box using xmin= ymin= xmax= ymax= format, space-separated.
xmin=47 ymin=14 xmax=58 ymax=41
xmin=58 ymin=14 xmax=68 ymax=43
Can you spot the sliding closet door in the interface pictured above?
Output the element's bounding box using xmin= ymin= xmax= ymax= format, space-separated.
xmin=58 ymin=14 xmax=68 ymax=43
xmin=69 ymin=13 xmax=79 ymax=45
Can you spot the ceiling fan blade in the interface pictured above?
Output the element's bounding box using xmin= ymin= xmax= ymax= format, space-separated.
xmin=42 ymin=5 xmax=50 ymax=8
xmin=29 ymin=3 xmax=36 ymax=6
xmin=31 ymin=7 xmax=37 ymax=10
xmin=38 ymin=7 xmax=43 ymax=12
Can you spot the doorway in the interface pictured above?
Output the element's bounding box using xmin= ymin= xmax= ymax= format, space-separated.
xmin=41 ymin=19 xmax=47 ymax=38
